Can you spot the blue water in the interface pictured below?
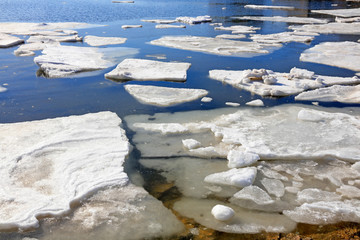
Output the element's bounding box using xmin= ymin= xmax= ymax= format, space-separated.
xmin=0 ymin=0 xmax=359 ymax=124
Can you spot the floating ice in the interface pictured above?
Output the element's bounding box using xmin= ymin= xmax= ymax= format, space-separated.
xmin=234 ymin=16 xmax=329 ymax=24
xmin=295 ymin=84 xmax=360 ymax=104
xmin=214 ymin=25 xmax=260 ymax=34
xmin=312 ymin=8 xmax=360 ymax=17
xmin=245 ymin=99 xmax=264 ymax=106
xmin=0 ymin=33 xmax=24 ymax=48
xmin=209 ymin=67 xmax=359 ymax=97
xmin=290 ymin=22 xmax=360 ymax=35
xmin=0 ymin=112 xmax=130 ymax=231
xmin=84 ymin=35 xmax=127 ymax=46
xmin=225 ymin=102 xmax=240 ymax=107
xmin=215 ymin=34 xmax=246 ymax=39
xmin=176 ymin=15 xmax=212 ymax=24
xmin=124 ymin=84 xmax=208 ymax=106
xmin=155 ymin=24 xmax=186 ymax=29
xmin=14 ymin=41 xmax=60 ymax=57
xmin=201 ymin=97 xmax=213 ymax=102
xmin=244 ymin=5 xmax=295 ymax=10
xmin=0 ymin=85 xmax=7 ymax=92
xmin=112 ymin=0 xmax=134 ymax=3
xmin=150 ymin=36 xmax=276 ymax=57
xmin=335 ymin=16 xmax=360 ymax=23
xmin=296 ymin=188 xmax=341 ymax=204
xmin=211 ymin=205 xmax=235 ymax=221
xmin=300 ymin=41 xmax=360 ymax=72
xmin=105 ymin=58 xmax=191 ymax=82
xmin=204 ymin=167 xmax=257 ymax=188
xmin=250 ymin=31 xmax=315 ymax=44
xmin=232 ymin=186 xmax=274 ymax=205
xmin=141 ymin=19 xmax=177 ymax=24
xmin=27 ymin=35 xmax=82 ymax=43
xmin=182 ymin=139 xmax=202 ymax=149
xmin=34 ymin=46 xmax=138 ymax=78
xmin=122 ymin=25 xmax=142 ymax=29
xmin=227 ymin=150 xmax=260 ymax=168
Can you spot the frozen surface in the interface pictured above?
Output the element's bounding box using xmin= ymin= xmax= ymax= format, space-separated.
xmin=204 ymin=167 xmax=257 ymax=188
xmin=244 ymin=5 xmax=295 ymax=10
xmin=0 ymin=112 xmax=130 ymax=231
xmin=261 ymin=178 xmax=285 ymax=198
xmin=209 ymin=67 xmax=359 ymax=97
xmin=300 ymin=41 xmax=360 ymax=71
xmin=211 ymin=205 xmax=235 ymax=221
xmin=245 ymin=99 xmax=264 ymax=107
xmin=84 ymin=35 xmax=127 ymax=46
xmin=234 ymin=16 xmax=329 ymax=24
xmin=250 ymin=31 xmax=315 ymax=44
xmin=27 ymin=35 xmax=82 ymax=43
xmin=150 ymin=36 xmax=277 ymax=57
xmin=290 ymin=22 xmax=360 ymax=35
xmin=295 ymin=85 xmax=360 ymax=103
xmin=124 ymin=84 xmax=208 ymax=106
xmin=34 ymin=46 xmax=138 ymax=78
xmin=232 ymin=186 xmax=274 ymax=205
xmin=312 ymin=8 xmax=360 ymax=17
xmin=105 ymin=58 xmax=191 ymax=82
xmin=0 ymin=33 xmax=24 ymax=48
xmin=176 ymin=15 xmax=212 ymax=24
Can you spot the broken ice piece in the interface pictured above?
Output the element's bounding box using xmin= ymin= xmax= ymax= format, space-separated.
xmin=226 ymin=102 xmax=240 ymax=107
xmin=105 ymin=58 xmax=191 ymax=82
xmin=122 ymin=25 xmax=142 ymax=29
xmin=311 ymin=8 xmax=360 ymax=17
xmin=227 ymin=150 xmax=260 ymax=168
xmin=155 ymin=24 xmax=186 ymax=29
xmin=0 ymin=33 xmax=24 ymax=48
xmin=232 ymin=186 xmax=274 ymax=205
xmin=204 ymin=167 xmax=257 ymax=188
xmin=201 ymin=97 xmax=213 ymax=102
xmin=84 ymin=35 xmax=127 ymax=46
xmin=234 ymin=16 xmax=329 ymax=24
xmin=245 ymin=99 xmax=264 ymax=107
xmin=176 ymin=15 xmax=212 ymax=24
xmin=244 ymin=5 xmax=295 ymax=10
xmin=182 ymin=139 xmax=202 ymax=150
xmin=211 ymin=205 xmax=235 ymax=221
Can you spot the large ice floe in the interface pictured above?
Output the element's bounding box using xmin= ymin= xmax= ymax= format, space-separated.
xmin=244 ymin=4 xmax=295 ymax=10
xmin=300 ymin=41 xmax=360 ymax=72
xmin=234 ymin=16 xmax=329 ymax=24
xmin=209 ymin=67 xmax=360 ymax=97
xmin=34 ymin=45 xmax=138 ymax=78
xmin=105 ymin=58 xmax=191 ymax=82
xmin=312 ymin=8 xmax=360 ymax=17
xmin=290 ymin=22 xmax=360 ymax=35
xmin=84 ymin=35 xmax=127 ymax=46
xmin=124 ymin=84 xmax=208 ymax=106
xmin=0 ymin=112 xmax=130 ymax=231
xmin=125 ymin=104 xmax=360 ymax=233
xmin=150 ymin=36 xmax=279 ymax=57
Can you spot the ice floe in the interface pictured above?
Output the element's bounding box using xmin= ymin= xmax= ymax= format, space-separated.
xmin=215 ymin=34 xmax=246 ymax=39
xmin=295 ymin=84 xmax=360 ymax=104
xmin=84 ymin=35 xmax=127 ymax=46
xmin=234 ymin=16 xmax=329 ymax=24
xmin=34 ymin=45 xmax=138 ymax=78
xmin=141 ymin=19 xmax=177 ymax=24
xmin=245 ymin=99 xmax=264 ymax=106
xmin=312 ymin=8 xmax=360 ymax=17
xmin=122 ymin=25 xmax=142 ymax=29
xmin=209 ymin=67 xmax=360 ymax=97
xmin=250 ymin=31 xmax=315 ymax=44
xmin=150 ymin=36 xmax=278 ymax=57
xmin=0 ymin=33 xmax=24 ymax=48
xmin=227 ymin=150 xmax=260 ymax=168
xmin=0 ymin=85 xmax=7 ymax=92
xmin=124 ymin=84 xmax=208 ymax=106
xmin=225 ymin=102 xmax=240 ymax=107
xmin=0 ymin=112 xmax=130 ymax=231
xmin=204 ymin=167 xmax=257 ymax=188
xmin=214 ymin=25 xmax=260 ymax=34
xmin=211 ymin=205 xmax=235 ymax=221
xmin=27 ymin=34 xmax=82 ymax=43
xmin=14 ymin=41 xmax=60 ymax=57
xmin=155 ymin=24 xmax=186 ymax=29
xmin=335 ymin=16 xmax=360 ymax=23
xmin=105 ymin=58 xmax=191 ymax=82
xmin=244 ymin=5 xmax=295 ymax=10
xmin=289 ymin=22 xmax=360 ymax=35
xmin=201 ymin=97 xmax=213 ymax=102
xmin=176 ymin=15 xmax=212 ymax=24
xmin=300 ymin=41 xmax=360 ymax=71
xmin=112 ymin=0 xmax=134 ymax=3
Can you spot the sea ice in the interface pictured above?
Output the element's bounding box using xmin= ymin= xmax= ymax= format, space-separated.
xmin=312 ymin=8 xmax=360 ymax=17
xmin=214 ymin=25 xmax=260 ymax=34
xmin=244 ymin=5 xmax=295 ymax=10
xmin=225 ymin=102 xmax=240 ymax=107
xmin=141 ymin=19 xmax=177 ymax=24
xmin=335 ymin=16 xmax=360 ymax=23
xmin=176 ymin=15 xmax=212 ymax=24
xmin=84 ymin=35 xmax=127 ymax=46
xmin=155 ymin=24 xmax=186 ymax=29
xmin=150 ymin=36 xmax=275 ymax=57
xmin=121 ymin=25 xmax=142 ymax=29
xmin=0 ymin=86 xmax=7 ymax=92
xmin=300 ymin=41 xmax=360 ymax=71
xmin=0 ymin=33 xmax=24 ymax=48
xmin=112 ymin=0 xmax=134 ymax=3
xmin=211 ymin=205 xmax=235 ymax=221
xmin=201 ymin=97 xmax=213 ymax=102
xmin=204 ymin=167 xmax=257 ymax=188
xmin=290 ymin=22 xmax=360 ymax=35
xmin=105 ymin=58 xmax=191 ymax=82
xmin=260 ymin=178 xmax=285 ymax=198
xmin=296 ymin=188 xmax=341 ymax=204
xmin=14 ymin=41 xmax=60 ymax=57
xmin=231 ymin=186 xmax=275 ymax=205
xmin=234 ymin=16 xmax=329 ymax=24
xmin=124 ymin=84 xmax=208 ymax=106
xmin=295 ymin=84 xmax=360 ymax=104
xmin=245 ymin=99 xmax=264 ymax=106
xmin=215 ymin=34 xmax=246 ymax=39
xmin=34 ymin=45 xmax=138 ymax=78
xmin=0 ymin=112 xmax=130 ymax=231
xmin=26 ymin=35 xmax=82 ymax=43
xmin=182 ymin=139 xmax=202 ymax=149
xmin=227 ymin=150 xmax=260 ymax=168
xmin=250 ymin=31 xmax=315 ymax=44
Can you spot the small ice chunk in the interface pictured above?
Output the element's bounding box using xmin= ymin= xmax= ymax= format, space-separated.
xmin=112 ymin=1 xmax=135 ymax=3
xmin=227 ymin=150 xmax=260 ymax=168
xmin=124 ymin=84 xmax=208 ymax=106
xmin=201 ymin=97 xmax=213 ymax=102
xmin=84 ymin=35 xmax=127 ymax=46
xmin=289 ymin=67 xmax=314 ymax=79
xmin=232 ymin=186 xmax=274 ymax=205
xmin=336 ymin=185 xmax=360 ymax=198
xmin=250 ymin=32 xmax=314 ymax=44
xmin=14 ymin=41 xmax=60 ymax=57
xmin=226 ymin=102 xmax=240 ymax=107
xmin=244 ymin=5 xmax=295 ymax=10
xmin=245 ymin=99 xmax=264 ymax=107
xmin=296 ymin=188 xmax=341 ymax=204
xmin=204 ymin=167 xmax=257 ymax=188
xmin=182 ymin=139 xmax=201 ymax=149
xmin=211 ymin=205 xmax=235 ymax=221
xmin=214 ymin=25 xmax=260 ymax=34
xmin=176 ymin=15 xmax=212 ymax=24
xmin=261 ymin=178 xmax=285 ymax=198
xmin=122 ymin=25 xmax=142 ymax=29
xmin=0 ymin=33 xmax=24 ymax=48
xmin=234 ymin=16 xmax=328 ymax=24
xmin=105 ymin=58 xmax=191 ymax=82
xmin=27 ymin=35 xmax=82 ymax=43
xmin=141 ymin=19 xmax=177 ymax=24
xmin=155 ymin=24 xmax=186 ymax=29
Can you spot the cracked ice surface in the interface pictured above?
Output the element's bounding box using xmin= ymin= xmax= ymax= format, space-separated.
xmin=300 ymin=41 xmax=360 ymax=72
xmin=295 ymin=84 xmax=360 ymax=103
xmin=150 ymin=36 xmax=278 ymax=57
xmin=105 ymin=58 xmax=191 ymax=82
xmin=0 ymin=112 xmax=130 ymax=231
xmin=84 ymin=35 xmax=127 ymax=46
xmin=312 ymin=8 xmax=360 ymax=17
xmin=124 ymin=84 xmax=208 ymax=106
xmin=290 ymin=22 xmax=360 ymax=35
xmin=234 ymin=16 xmax=329 ymax=24
xmin=209 ymin=67 xmax=360 ymax=97
xmin=34 ymin=46 xmax=138 ymax=78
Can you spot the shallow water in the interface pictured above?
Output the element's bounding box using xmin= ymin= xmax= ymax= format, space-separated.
xmin=1 ymin=0 xmax=360 ymax=239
